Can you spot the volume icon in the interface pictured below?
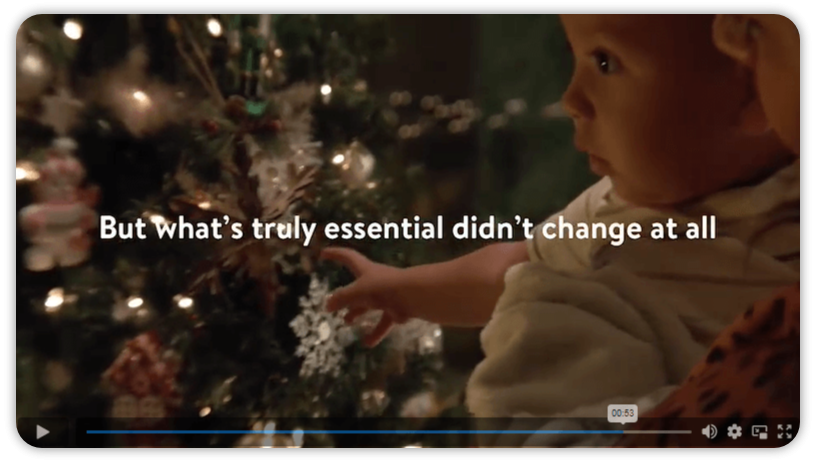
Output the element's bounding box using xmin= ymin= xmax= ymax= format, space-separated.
xmin=702 ymin=424 xmax=717 ymax=439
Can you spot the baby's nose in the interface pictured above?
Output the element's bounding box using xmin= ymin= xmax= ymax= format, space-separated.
xmin=561 ymin=76 xmax=594 ymax=121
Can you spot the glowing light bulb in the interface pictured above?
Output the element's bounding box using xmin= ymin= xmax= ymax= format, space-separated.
xmin=149 ymin=214 xmax=166 ymax=225
xmin=63 ymin=20 xmax=83 ymax=40
xmin=44 ymin=288 xmax=65 ymax=311
xmin=505 ymin=98 xmax=527 ymax=115
xmin=21 ymin=54 xmax=44 ymax=75
xmin=176 ymin=296 xmax=194 ymax=309
xmin=127 ymin=297 xmax=144 ymax=309
xmin=199 ymin=406 xmax=211 ymax=417
xmin=331 ymin=153 xmax=346 ymax=165
xmin=207 ymin=18 xmax=222 ymax=37
xmin=320 ymin=84 xmax=332 ymax=96
xmin=198 ymin=201 xmax=211 ymax=210
xmin=132 ymin=90 xmax=151 ymax=109
xmin=16 ymin=167 xmax=27 ymax=181
xmin=273 ymin=48 xmax=284 ymax=58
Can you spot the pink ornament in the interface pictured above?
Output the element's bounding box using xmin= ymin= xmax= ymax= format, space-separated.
xmin=19 ymin=139 xmax=98 ymax=271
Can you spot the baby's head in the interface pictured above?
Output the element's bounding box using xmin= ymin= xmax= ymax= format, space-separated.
xmin=712 ymin=14 xmax=799 ymax=155
xmin=559 ymin=15 xmax=792 ymax=208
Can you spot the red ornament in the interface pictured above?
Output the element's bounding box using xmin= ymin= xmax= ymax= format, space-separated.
xmin=201 ymin=119 xmax=219 ymax=136
xmin=102 ymin=332 xmax=182 ymax=419
xmin=268 ymin=119 xmax=283 ymax=133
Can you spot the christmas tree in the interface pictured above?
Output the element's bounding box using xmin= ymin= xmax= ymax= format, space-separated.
xmin=16 ymin=14 xmax=452 ymax=448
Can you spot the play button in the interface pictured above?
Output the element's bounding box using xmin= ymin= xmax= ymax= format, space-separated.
xmin=17 ymin=418 xmax=70 ymax=447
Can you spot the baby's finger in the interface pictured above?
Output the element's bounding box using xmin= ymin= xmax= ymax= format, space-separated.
xmin=342 ymin=306 xmax=374 ymax=325
xmin=363 ymin=312 xmax=394 ymax=348
xmin=320 ymin=247 xmax=371 ymax=277
xmin=325 ymin=284 xmax=368 ymax=313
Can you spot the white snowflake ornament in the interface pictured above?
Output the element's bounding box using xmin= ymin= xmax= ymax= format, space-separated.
xmin=290 ymin=275 xmax=355 ymax=377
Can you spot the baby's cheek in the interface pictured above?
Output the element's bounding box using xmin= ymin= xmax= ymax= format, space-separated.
xmin=757 ymin=60 xmax=800 ymax=153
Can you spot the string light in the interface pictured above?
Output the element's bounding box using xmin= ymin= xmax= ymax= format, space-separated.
xmin=541 ymin=101 xmax=569 ymax=119
xmin=20 ymin=54 xmax=44 ymax=75
xmin=320 ymin=84 xmax=332 ymax=96
xmin=199 ymin=406 xmax=212 ymax=417
xmin=149 ymin=213 xmax=167 ymax=225
xmin=207 ymin=18 xmax=223 ymax=37
xmin=16 ymin=161 xmax=39 ymax=182
xmin=175 ymin=295 xmax=194 ymax=309
xmin=366 ymin=181 xmax=377 ymax=189
xmin=131 ymin=90 xmax=152 ymax=110
xmin=126 ymin=297 xmax=144 ymax=309
xmin=273 ymin=48 xmax=284 ymax=58
xmin=198 ymin=201 xmax=211 ymax=210
xmin=44 ymin=288 xmax=65 ymax=312
xmin=504 ymin=98 xmax=527 ymax=115
xmin=63 ymin=19 xmax=83 ymax=40
xmin=331 ymin=153 xmax=346 ymax=165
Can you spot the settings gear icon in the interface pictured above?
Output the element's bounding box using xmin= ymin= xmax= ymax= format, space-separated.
xmin=727 ymin=424 xmax=743 ymax=439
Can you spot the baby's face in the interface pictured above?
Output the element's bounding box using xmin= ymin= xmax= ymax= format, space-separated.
xmin=559 ymin=15 xmax=786 ymax=208
xmin=713 ymin=15 xmax=800 ymax=154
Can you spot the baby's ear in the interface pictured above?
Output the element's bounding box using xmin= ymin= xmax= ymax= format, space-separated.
xmin=712 ymin=15 xmax=758 ymax=67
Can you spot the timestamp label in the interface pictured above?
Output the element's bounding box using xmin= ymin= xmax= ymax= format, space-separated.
xmin=607 ymin=404 xmax=638 ymax=424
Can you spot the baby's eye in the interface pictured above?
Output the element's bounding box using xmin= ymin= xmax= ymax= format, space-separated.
xmin=591 ymin=50 xmax=620 ymax=74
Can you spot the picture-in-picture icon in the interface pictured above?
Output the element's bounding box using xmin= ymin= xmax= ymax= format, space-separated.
xmin=752 ymin=425 xmax=767 ymax=440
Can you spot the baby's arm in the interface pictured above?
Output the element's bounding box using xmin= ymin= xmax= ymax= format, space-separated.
xmin=394 ymin=241 xmax=529 ymax=325
xmin=322 ymin=241 xmax=528 ymax=345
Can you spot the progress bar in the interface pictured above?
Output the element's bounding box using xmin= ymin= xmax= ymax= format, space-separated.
xmin=86 ymin=430 xmax=692 ymax=435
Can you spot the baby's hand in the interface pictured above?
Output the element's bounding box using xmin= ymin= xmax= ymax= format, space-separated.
xmin=320 ymin=247 xmax=410 ymax=347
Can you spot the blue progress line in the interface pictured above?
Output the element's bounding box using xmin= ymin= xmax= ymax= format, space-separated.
xmin=86 ymin=430 xmax=624 ymax=435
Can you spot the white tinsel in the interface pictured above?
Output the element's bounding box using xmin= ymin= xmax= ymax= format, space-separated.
xmin=249 ymin=157 xmax=296 ymax=220
xmin=290 ymin=275 xmax=355 ymax=377
xmin=273 ymin=83 xmax=317 ymax=149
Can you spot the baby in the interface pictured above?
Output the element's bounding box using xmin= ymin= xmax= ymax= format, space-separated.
xmin=616 ymin=14 xmax=800 ymax=448
xmin=322 ymin=15 xmax=799 ymax=418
